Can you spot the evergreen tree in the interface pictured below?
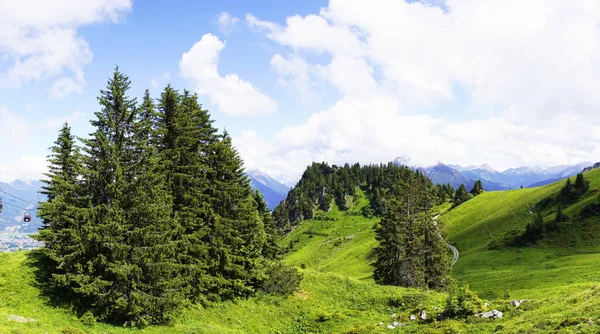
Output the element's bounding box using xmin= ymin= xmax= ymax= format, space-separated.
xmin=75 ymin=68 xmax=184 ymax=325
xmin=374 ymin=171 xmax=450 ymax=289
xmin=574 ymin=173 xmax=590 ymax=195
xmin=555 ymin=204 xmax=568 ymax=223
xmin=254 ymin=190 xmax=280 ymax=260
xmin=206 ymin=130 xmax=267 ymax=299
xmin=470 ymin=180 xmax=483 ymax=195
xmin=155 ymin=88 xmax=218 ymax=302
xmin=35 ymin=122 xmax=86 ymax=290
xmin=122 ymin=89 xmax=187 ymax=325
xmin=559 ymin=178 xmax=574 ymax=201
xmin=524 ymin=212 xmax=545 ymax=243
xmin=453 ymin=184 xmax=470 ymax=207
xmin=77 ymin=68 xmax=139 ymax=322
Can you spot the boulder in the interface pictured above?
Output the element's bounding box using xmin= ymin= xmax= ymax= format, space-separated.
xmin=510 ymin=299 xmax=521 ymax=307
xmin=419 ymin=310 xmax=427 ymax=320
xmin=476 ymin=310 xmax=502 ymax=319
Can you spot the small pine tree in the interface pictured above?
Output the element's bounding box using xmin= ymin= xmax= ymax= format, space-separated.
xmin=453 ymin=184 xmax=470 ymax=207
xmin=574 ymin=173 xmax=590 ymax=194
xmin=254 ymin=190 xmax=280 ymax=260
xmin=470 ymin=180 xmax=483 ymax=195
xmin=524 ymin=212 xmax=545 ymax=243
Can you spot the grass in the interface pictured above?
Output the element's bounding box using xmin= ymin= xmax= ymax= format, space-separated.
xmin=5 ymin=170 xmax=600 ymax=333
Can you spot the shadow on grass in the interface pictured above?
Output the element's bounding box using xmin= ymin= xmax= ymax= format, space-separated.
xmin=24 ymin=249 xmax=91 ymax=317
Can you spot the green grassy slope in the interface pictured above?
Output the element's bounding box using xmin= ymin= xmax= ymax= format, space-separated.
xmin=0 ymin=205 xmax=451 ymax=333
xmin=6 ymin=170 xmax=600 ymax=333
xmin=437 ymin=168 xmax=600 ymax=332
xmin=280 ymin=189 xmax=378 ymax=280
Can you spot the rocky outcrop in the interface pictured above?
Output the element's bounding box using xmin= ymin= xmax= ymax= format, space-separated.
xmin=475 ymin=310 xmax=503 ymax=319
xmin=582 ymin=162 xmax=600 ymax=173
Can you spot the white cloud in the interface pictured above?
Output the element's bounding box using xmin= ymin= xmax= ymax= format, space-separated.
xmin=236 ymin=1 xmax=600 ymax=181
xmin=0 ymin=0 xmax=132 ymax=98
xmin=217 ymin=12 xmax=240 ymax=34
xmin=0 ymin=106 xmax=87 ymax=182
xmin=179 ymin=33 xmax=277 ymax=116
xmin=150 ymin=72 xmax=171 ymax=90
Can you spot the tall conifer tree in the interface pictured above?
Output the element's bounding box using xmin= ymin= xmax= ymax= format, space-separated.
xmin=206 ymin=130 xmax=267 ymax=298
xmin=36 ymin=122 xmax=86 ymax=288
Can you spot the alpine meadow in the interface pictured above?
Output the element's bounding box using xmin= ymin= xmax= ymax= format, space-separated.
xmin=4 ymin=1 xmax=600 ymax=334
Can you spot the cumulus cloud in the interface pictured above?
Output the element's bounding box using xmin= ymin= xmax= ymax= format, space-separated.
xmin=0 ymin=0 xmax=132 ymax=98
xmin=179 ymin=33 xmax=277 ymax=116
xmin=0 ymin=106 xmax=87 ymax=182
xmin=150 ymin=72 xmax=171 ymax=90
xmin=217 ymin=12 xmax=240 ymax=34
xmin=237 ymin=0 xmax=600 ymax=180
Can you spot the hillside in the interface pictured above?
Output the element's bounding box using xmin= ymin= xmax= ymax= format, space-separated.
xmin=5 ymin=168 xmax=600 ymax=332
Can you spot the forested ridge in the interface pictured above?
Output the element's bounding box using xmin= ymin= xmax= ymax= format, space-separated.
xmin=33 ymin=68 xmax=293 ymax=326
xmin=273 ymin=162 xmax=457 ymax=232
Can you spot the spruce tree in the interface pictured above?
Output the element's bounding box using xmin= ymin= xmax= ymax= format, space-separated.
xmin=154 ymin=88 xmax=217 ymax=302
xmin=121 ymin=89 xmax=187 ymax=326
xmin=36 ymin=122 xmax=86 ymax=289
xmin=574 ymin=173 xmax=590 ymax=195
xmin=453 ymin=184 xmax=469 ymax=207
xmin=206 ymin=130 xmax=267 ymax=298
xmin=76 ymin=68 xmax=184 ymax=325
xmin=254 ymin=190 xmax=280 ymax=259
xmin=470 ymin=180 xmax=483 ymax=195
xmin=77 ymin=68 xmax=137 ymax=322
xmin=374 ymin=174 xmax=425 ymax=287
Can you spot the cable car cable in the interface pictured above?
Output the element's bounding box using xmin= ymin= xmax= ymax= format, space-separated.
xmin=0 ymin=189 xmax=34 ymax=206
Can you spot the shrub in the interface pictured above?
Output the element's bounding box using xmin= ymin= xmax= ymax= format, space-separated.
xmin=60 ymin=327 xmax=84 ymax=334
xmin=443 ymin=285 xmax=484 ymax=319
xmin=80 ymin=311 xmax=96 ymax=327
xmin=261 ymin=261 xmax=303 ymax=296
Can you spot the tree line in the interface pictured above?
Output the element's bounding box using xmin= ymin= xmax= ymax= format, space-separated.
xmin=34 ymin=68 xmax=294 ymax=326
xmin=273 ymin=162 xmax=454 ymax=232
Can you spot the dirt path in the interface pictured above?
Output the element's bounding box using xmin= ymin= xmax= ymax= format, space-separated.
xmin=433 ymin=214 xmax=459 ymax=265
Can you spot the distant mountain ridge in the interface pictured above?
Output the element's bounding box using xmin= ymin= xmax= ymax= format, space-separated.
xmin=394 ymin=157 xmax=591 ymax=190
xmin=246 ymin=170 xmax=290 ymax=210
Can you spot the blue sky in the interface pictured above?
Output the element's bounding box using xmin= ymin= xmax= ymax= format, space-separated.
xmin=1 ymin=0 xmax=599 ymax=183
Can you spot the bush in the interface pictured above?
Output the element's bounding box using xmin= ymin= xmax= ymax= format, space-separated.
xmin=80 ymin=311 xmax=96 ymax=327
xmin=60 ymin=327 xmax=84 ymax=334
xmin=443 ymin=285 xmax=484 ymax=319
xmin=261 ymin=261 xmax=303 ymax=296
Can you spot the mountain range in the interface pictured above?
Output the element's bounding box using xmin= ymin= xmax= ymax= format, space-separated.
xmin=0 ymin=159 xmax=593 ymax=233
xmin=394 ymin=157 xmax=592 ymax=190
xmin=246 ymin=170 xmax=290 ymax=210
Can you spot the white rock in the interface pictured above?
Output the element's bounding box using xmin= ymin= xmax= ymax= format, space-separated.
xmin=387 ymin=324 xmax=395 ymax=329
xmin=510 ymin=299 xmax=521 ymax=307
xmin=393 ymin=321 xmax=399 ymax=326
xmin=480 ymin=311 xmax=494 ymax=319
xmin=410 ymin=314 xmax=416 ymax=321
xmin=419 ymin=310 xmax=427 ymax=320
xmin=391 ymin=313 xmax=396 ymax=318
xmin=378 ymin=322 xmax=384 ymax=325
xmin=7 ymin=314 xmax=35 ymax=323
